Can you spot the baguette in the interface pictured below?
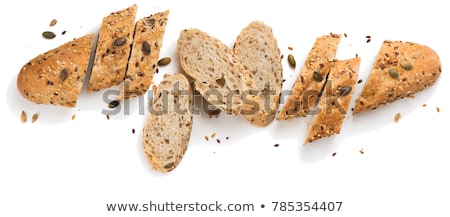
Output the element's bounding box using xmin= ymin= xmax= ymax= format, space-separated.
xmin=87 ymin=5 xmax=137 ymax=92
xmin=143 ymin=74 xmax=193 ymax=172
xmin=353 ymin=41 xmax=441 ymax=114
xmin=119 ymin=10 xmax=169 ymax=99
xmin=177 ymin=28 xmax=260 ymax=115
xmin=277 ymin=34 xmax=341 ymax=120
xmin=233 ymin=21 xmax=283 ymax=126
xmin=305 ymin=58 xmax=360 ymax=143
xmin=17 ymin=33 xmax=95 ymax=107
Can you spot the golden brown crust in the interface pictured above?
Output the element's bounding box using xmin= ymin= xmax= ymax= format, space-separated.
xmin=17 ymin=33 xmax=95 ymax=107
xmin=277 ymin=34 xmax=341 ymax=120
xmin=119 ymin=10 xmax=169 ymax=99
xmin=87 ymin=5 xmax=137 ymax=92
xmin=354 ymin=41 xmax=441 ymax=114
xmin=305 ymin=58 xmax=360 ymax=144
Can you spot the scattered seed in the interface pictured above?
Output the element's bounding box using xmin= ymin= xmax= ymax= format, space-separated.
xmin=313 ymin=71 xmax=323 ymax=82
xmin=344 ymin=33 xmax=347 ymax=38
xmin=113 ymin=37 xmax=127 ymax=47
xmin=366 ymin=35 xmax=371 ymax=38
xmin=216 ymin=139 xmax=221 ymax=144
xmin=42 ymin=31 xmax=56 ymax=39
xmin=280 ymin=54 xmax=284 ymax=59
xmin=338 ymin=86 xmax=352 ymax=97
xmin=288 ymin=46 xmax=293 ymax=50
xmin=164 ymin=162 xmax=174 ymax=170
xmin=436 ymin=107 xmax=440 ymax=112
xmin=142 ymin=41 xmax=151 ymax=56
xmin=132 ymin=128 xmax=135 ymax=134
xmin=357 ymin=79 xmax=363 ymax=84
xmin=20 ymin=111 xmax=27 ymax=123
xmin=359 ymin=149 xmax=364 ymax=155
xmin=49 ymin=19 xmax=57 ymax=27
xmin=61 ymin=30 xmax=67 ymax=35
xmin=71 ymin=114 xmax=76 ymax=120
xmin=31 ymin=113 xmax=39 ymax=123
xmin=394 ymin=113 xmax=401 ymax=122
xmin=422 ymin=104 xmax=427 ymax=107
xmin=332 ymin=152 xmax=337 ymax=157
xmin=282 ymin=79 xmax=286 ymax=83
xmin=106 ymin=114 xmax=110 ymax=120
xmin=157 ymin=57 xmax=171 ymax=66
xmin=60 ymin=69 xmax=68 ymax=82
xmin=287 ymin=54 xmax=296 ymax=68
xmin=366 ymin=38 xmax=371 ymax=43
xmin=400 ymin=61 xmax=413 ymax=70
xmin=388 ymin=68 xmax=399 ymax=79
xmin=211 ymin=133 xmax=216 ymax=138
xmin=274 ymin=144 xmax=279 ymax=147
xmin=108 ymin=100 xmax=120 ymax=109
xmin=204 ymin=136 xmax=209 ymax=141
xmin=226 ymin=136 xmax=229 ymax=140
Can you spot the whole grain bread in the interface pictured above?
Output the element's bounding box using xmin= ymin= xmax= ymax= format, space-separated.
xmin=233 ymin=21 xmax=283 ymax=126
xmin=87 ymin=5 xmax=137 ymax=92
xmin=277 ymin=34 xmax=341 ymax=120
xmin=305 ymin=57 xmax=360 ymax=143
xmin=17 ymin=33 xmax=95 ymax=107
xmin=143 ymin=74 xmax=193 ymax=172
xmin=119 ymin=10 xmax=170 ymax=99
xmin=177 ymin=28 xmax=260 ymax=115
xmin=353 ymin=41 xmax=441 ymax=114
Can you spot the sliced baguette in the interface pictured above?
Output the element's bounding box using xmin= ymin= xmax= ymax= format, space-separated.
xmin=17 ymin=33 xmax=95 ymax=107
xmin=277 ymin=34 xmax=341 ymax=120
xmin=119 ymin=10 xmax=170 ymax=99
xmin=143 ymin=74 xmax=193 ymax=172
xmin=177 ymin=28 xmax=260 ymax=115
xmin=233 ymin=21 xmax=283 ymax=126
xmin=353 ymin=40 xmax=441 ymax=114
xmin=87 ymin=5 xmax=137 ymax=92
xmin=305 ymin=58 xmax=360 ymax=143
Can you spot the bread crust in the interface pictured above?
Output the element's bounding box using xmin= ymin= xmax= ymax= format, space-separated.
xmin=305 ymin=58 xmax=360 ymax=143
xmin=87 ymin=5 xmax=137 ymax=92
xmin=119 ymin=10 xmax=169 ymax=99
xmin=277 ymin=34 xmax=341 ymax=120
xmin=354 ymin=41 xmax=441 ymax=114
xmin=17 ymin=33 xmax=95 ymax=107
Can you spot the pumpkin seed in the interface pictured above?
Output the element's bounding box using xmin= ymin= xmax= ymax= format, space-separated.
xmin=32 ymin=113 xmax=39 ymax=123
xmin=113 ymin=37 xmax=127 ymax=47
xmin=60 ymin=69 xmax=68 ymax=82
xmin=338 ymin=86 xmax=352 ymax=97
xmin=20 ymin=111 xmax=27 ymax=123
xmin=42 ymin=31 xmax=56 ymax=39
xmin=157 ymin=57 xmax=171 ymax=66
xmin=388 ymin=68 xmax=399 ymax=79
xmin=142 ymin=41 xmax=151 ymax=56
xmin=313 ymin=71 xmax=323 ymax=82
xmin=145 ymin=18 xmax=156 ymax=27
xmin=108 ymin=100 xmax=120 ymax=109
xmin=288 ymin=54 xmax=296 ymax=68
xmin=49 ymin=19 xmax=57 ymax=27
xmin=400 ymin=61 xmax=413 ymax=70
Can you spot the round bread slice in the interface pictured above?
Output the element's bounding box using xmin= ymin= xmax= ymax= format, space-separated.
xmin=143 ymin=73 xmax=193 ymax=172
xmin=233 ymin=21 xmax=283 ymax=126
xmin=17 ymin=33 xmax=95 ymax=107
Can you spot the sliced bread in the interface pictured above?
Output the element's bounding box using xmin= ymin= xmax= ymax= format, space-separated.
xmin=233 ymin=21 xmax=283 ymax=126
xmin=17 ymin=33 xmax=95 ymax=107
xmin=87 ymin=5 xmax=137 ymax=92
xmin=143 ymin=73 xmax=193 ymax=172
xmin=353 ymin=41 xmax=441 ymax=114
xmin=277 ymin=34 xmax=341 ymax=120
xmin=305 ymin=57 xmax=360 ymax=143
xmin=119 ymin=10 xmax=170 ymax=99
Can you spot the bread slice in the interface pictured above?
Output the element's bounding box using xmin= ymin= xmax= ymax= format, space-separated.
xmin=119 ymin=10 xmax=170 ymax=99
xmin=233 ymin=21 xmax=283 ymax=126
xmin=353 ymin=40 xmax=441 ymax=114
xmin=17 ymin=33 xmax=95 ymax=107
xmin=143 ymin=74 xmax=193 ymax=172
xmin=87 ymin=5 xmax=137 ymax=92
xmin=277 ymin=34 xmax=341 ymax=120
xmin=177 ymin=28 xmax=260 ymax=115
xmin=305 ymin=57 xmax=360 ymax=143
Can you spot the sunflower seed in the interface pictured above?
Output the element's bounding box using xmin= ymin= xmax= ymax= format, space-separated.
xmin=394 ymin=113 xmax=401 ymax=122
xmin=142 ymin=41 xmax=151 ymax=56
xmin=288 ymin=54 xmax=296 ymax=68
xmin=157 ymin=57 xmax=171 ymax=66
xmin=42 ymin=31 xmax=56 ymax=39
xmin=113 ymin=37 xmax=127 ymax=47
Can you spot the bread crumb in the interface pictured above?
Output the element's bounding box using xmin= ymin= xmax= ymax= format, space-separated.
xmin=31 ymin=113 xmax=39 ymax=123
xmin=274 ymin=144 xmax=279 ymax=147
xmin=359 ymin=149 xmax=364 ymax=155
xmin=20 ymin=111 xmax=27 ymax=123
xmin=394 ymin=113 xmax=401 ymax=122
xmin=407 ymin=95 xmax=415 ymax=99
xmin=204 ymin=136 xmax=209 ymax=141
xmin=332 ymin=152 xmax=337 ymax=157
xmin=211 ymin=133 xmax=216 ymax=138
xmin=71 ymin=114 xmax=76 ymax=120
xmin=436 ymin=107 xmax=440 ymax=112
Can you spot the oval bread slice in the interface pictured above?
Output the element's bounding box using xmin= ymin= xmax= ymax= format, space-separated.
xmin=143 ymin=74 xmax=193 ymax=172
xmin=233 ymin=21 xmax=283 ymax=126
xmin=353 ymin=40 xmax=442 ymax=114
xmin=17 ymin=33 xmax=95 ymax=107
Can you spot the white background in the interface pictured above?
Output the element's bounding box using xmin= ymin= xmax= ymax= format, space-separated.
xmin=1 ymin=0 xmax=449 ymax=216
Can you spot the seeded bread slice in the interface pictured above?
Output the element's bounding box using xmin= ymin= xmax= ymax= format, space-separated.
xmin=87 ymin=5 xmax=137 ymax=92
xmin=17 ymin=33 xmax=94 ymax=107
xmin=143 ymin=74 xmax=193 ymax=172
xmin=305 ymin=58 xmax=360 ymax=144
xmin=119 ymin=10 xmax=169 ymax=99
xmin=277 ymin=34 xmax=341 ymax=120
xmin=177 ymin=28 xmax=260 ymax=115
xmin=353 ymin=41 xmax=441 ymax=114
xmin=233 ymin=21 xmax=283 ymax=126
